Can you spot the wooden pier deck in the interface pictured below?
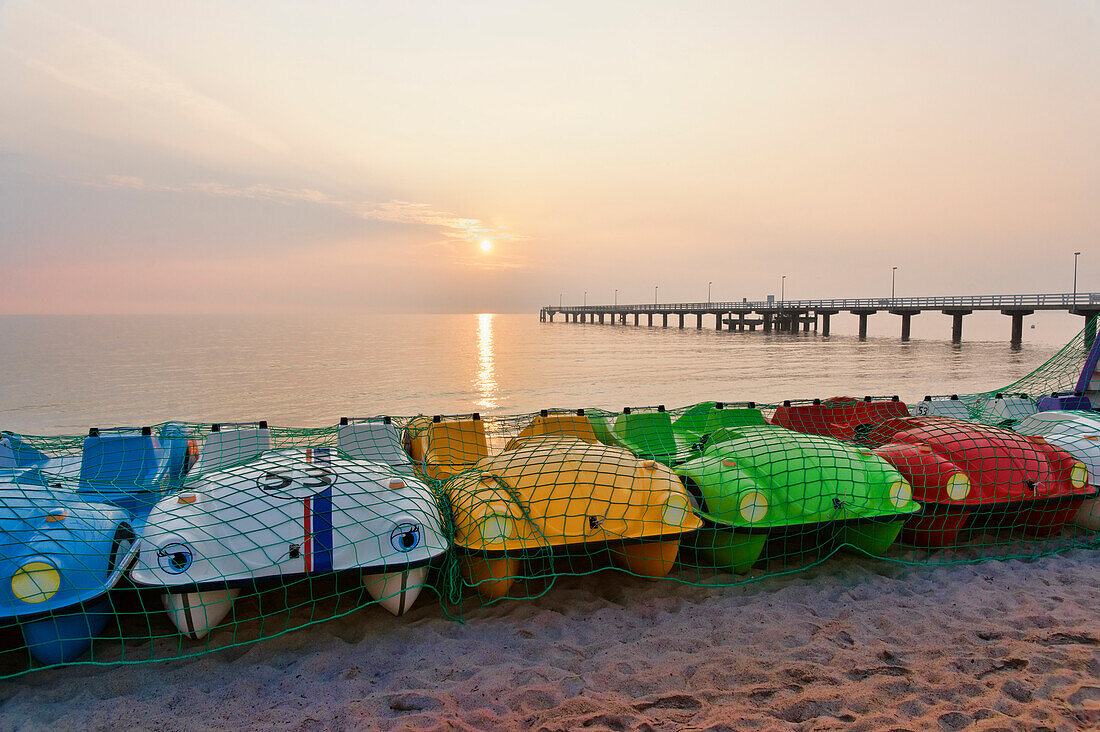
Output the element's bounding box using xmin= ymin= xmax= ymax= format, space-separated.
xmin=540 ymin=292 xmax=1100 ymax=344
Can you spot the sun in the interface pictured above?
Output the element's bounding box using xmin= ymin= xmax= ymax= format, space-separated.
xmin=480 ymin=239 xmax=492 ymax=252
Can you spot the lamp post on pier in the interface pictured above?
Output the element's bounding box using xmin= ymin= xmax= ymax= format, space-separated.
xmin=781 ymin=275 xmax=786 ymax=308
xmin=708 ymin=281 xmax=712 ymax=304
xmin=584 ymin=291 xmax=587 ymax=307
xmin=614 ymin=289 xmax=618 ymax=307
xmin=1074 ymin=252 xmax=1081 ymax=304
xmin=654 ymin=285 xmax=658 ymax=304
xmin=891 ymin=266 xmax=897 ymax=300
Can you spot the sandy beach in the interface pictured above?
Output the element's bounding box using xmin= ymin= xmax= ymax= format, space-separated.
xmin=1 ymin=548 xmax=1097 ymax=731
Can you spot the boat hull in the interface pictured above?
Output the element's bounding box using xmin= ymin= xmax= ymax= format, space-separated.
xmin=20 ymin=599 xmax=113 ymax=666
xmin=362 ymin=566 xmax=428 ymax=616
xmin=162 ymin=588 xmax=241 ymax=641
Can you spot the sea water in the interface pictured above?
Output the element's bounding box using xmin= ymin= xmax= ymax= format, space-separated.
xmin=0 ymin=313 xmax=1076 ymax=434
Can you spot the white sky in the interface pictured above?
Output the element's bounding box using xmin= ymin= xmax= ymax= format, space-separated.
xmin=1 ymin=0 xmax=1098 ymax=313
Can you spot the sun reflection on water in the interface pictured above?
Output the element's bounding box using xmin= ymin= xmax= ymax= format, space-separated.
xmin=475 ymin=313 xmax=498 ymax=408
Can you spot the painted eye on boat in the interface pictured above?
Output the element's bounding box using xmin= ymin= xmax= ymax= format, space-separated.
xmin=157 ymin=543 xmax=194 ymax=574
xmin=390 ymin=523 xmax=422 ymax=553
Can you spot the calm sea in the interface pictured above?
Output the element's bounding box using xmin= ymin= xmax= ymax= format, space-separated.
xmin=0 ymin=313 xmax=1080 ymax=435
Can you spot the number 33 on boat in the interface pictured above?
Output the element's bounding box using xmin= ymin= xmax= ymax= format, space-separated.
xmin=129 ymin=445 xmax=447 ymax=640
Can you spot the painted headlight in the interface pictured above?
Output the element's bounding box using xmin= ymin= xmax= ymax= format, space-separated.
xmin=662 ymin=492 xmax=690 ymax=527
xmin=738 ymin=491 xmax=768 ymax=524
xmin=390 ymin=523 xmax=422 ymax=553
xmin=946 ymin=472 xmax=971 ymax=501
xmin=1070 ymin=462 xmax=1088 ymax=489
xmin=479 ymin=514 xmax=514 ymax=546
xmin=889 ymin=479 xmax=913 ymax=509
xmin=11 ymin=561 xmax=61 ymax=604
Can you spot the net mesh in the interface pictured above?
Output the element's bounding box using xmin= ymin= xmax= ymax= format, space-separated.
xmin=3 ymin=320 xmax=1099 ymax=677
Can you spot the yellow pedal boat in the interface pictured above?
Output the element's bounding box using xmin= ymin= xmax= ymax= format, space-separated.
xmin=404 ymin=414 xmax=489 ymax=481
xmin=443 ymin=436 xmax=703 ymax=600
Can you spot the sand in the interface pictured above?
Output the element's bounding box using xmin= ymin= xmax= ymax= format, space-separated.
xmin=1 ymin=549 xmax=1098 ymax=731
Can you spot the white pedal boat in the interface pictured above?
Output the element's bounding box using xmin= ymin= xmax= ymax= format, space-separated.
xmin=130 ymin=441 xmax=447 ymax=640
xmin=911 ymin=394 xmax=1037 ymax=425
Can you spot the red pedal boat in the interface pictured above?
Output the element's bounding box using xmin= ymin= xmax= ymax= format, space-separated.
xmin=772 ymin=396 xmax=909 ymax=441
xmin=866 ymin=417 xmax=1095 ymax=546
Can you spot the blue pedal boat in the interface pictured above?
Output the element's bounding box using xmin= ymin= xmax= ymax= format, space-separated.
xmin=0 ymin=425 xmax=190 ymax=664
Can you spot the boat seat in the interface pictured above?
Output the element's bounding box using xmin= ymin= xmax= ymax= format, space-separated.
xmin=773 ymin=397 xmax=909 ymax=440
xmin=338 ymin=420 xmax=412 ymax=469
xmin=403 ymin=416 xmax=432 ymax=463
xmin=504 ymin=411 xmax=597 ymax=451
xmin=587 ymin=412 xmax=622 ymax=447
xmin=192 ymin=426 xmax=271 ymax=474
xmin=422 ymin=417 xmax=489 ymax=480
xmin=977 ymin=395 xmax=1037 ymax=424
xmin=78 ymin=433 xmax=168 ymax=514
xmin=668 ymin=403 xmax=720 ymax=439
xmin=0 ymin=434 xmax=51 ymax=470
xmin=674 ymin=405 xmax=767 ymax=441
xmin=158 ymin=422 xmax=193 ymax=480
xmin=911 ymin=397 xmax=972 ymax=420
xmin=612 ymin=411 xmax=693 ymax=465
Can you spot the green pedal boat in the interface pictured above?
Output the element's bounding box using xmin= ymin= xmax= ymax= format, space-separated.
xmin=601 ymin=402 xmax=765 ymax=466
xmin=673 ymin=425 xmax=921 ymax=572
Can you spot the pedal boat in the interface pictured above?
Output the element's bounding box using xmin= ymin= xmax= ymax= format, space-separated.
xmin=0 ymin=426 xmax=189 ymax=664
xmin=609 ymin=403 xmax=766 ymax=466
xmin=443 ymin=436 xmax=703 ymax=600
xmin=1012 ymin=411 xmax=1100 ymax=530
xmin=912 ymin=394 xmax=1037 ymax=426
xmin=339 ymin=416 xmax=416 ymax=473
xmin=673 ymin=426 xmax=920 ymax=572
xmin=910 ymin=395 xmax=973 ymax=420
xmin=404 ymin=414 xmax=489 ymax=480
xmin=772 ymin=396 xmax=910 ymax=441
xmin=130 ymin=445 xmax=447 ymax=640
xmin=865 ymin=416 xmax=1096 ymax=546
xmin=503 ymin=409 xmax=598 ymax=450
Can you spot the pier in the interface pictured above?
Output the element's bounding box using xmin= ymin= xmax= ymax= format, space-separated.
xmin=540 ymin=293 xmax=1100 ymax=345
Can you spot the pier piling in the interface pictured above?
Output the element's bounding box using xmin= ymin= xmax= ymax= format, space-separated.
xmin=943 ymin=309 xmax=972 ymax=344
xmin=852 ymin=309 xmax=877 ymax=340
xmin=542 ymin=293 xmax=1100 ymax=344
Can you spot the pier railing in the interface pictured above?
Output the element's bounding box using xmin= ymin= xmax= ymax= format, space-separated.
xmin=546 ymin=292 xmax=1100 ymax=313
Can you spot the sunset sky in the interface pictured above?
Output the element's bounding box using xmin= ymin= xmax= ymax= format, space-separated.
xmin=2 ymin=1 xmax=1098 ymax=314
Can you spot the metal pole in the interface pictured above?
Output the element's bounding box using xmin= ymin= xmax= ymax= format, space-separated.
xmin=892 ymin=267 xmax=897 ymax=300
xmin=708 ymin=281 xmax=712 ymax=304
xmin=1074 ymin=252 xmax=1081 ymax=304
xmin=614 ymin=289 xmax=618 ymax=307
xmin=584 ymin=291 xmax=587 ymax=306
xmin=654 ymin=285 xmax=658 ymax=304
xmin=781 ymin=276 xmax=785 ymax=307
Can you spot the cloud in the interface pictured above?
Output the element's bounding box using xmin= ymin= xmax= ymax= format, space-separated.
xmin=85 ymin=173 xmax=527 ymax=265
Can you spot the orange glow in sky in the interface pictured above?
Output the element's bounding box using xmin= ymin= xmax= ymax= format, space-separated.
xmin=0 ymin=1 xmax=1097 ymax=314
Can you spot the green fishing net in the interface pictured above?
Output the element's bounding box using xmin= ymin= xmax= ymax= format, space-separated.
xmin=2 ymin=320 xmax=1098 ymax=677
